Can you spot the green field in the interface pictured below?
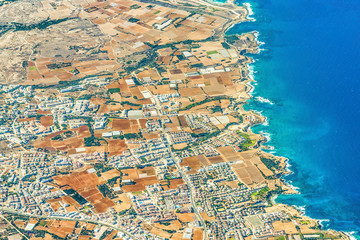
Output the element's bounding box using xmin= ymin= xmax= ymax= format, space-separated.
xmin=206 ymin=50 xmax=218 ymax=55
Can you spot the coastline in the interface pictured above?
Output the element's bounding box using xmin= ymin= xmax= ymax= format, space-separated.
xmin=203 ymin=0 xmax=353 ymax=238
xmin=0 ymin=0 xmax=358 ymax=238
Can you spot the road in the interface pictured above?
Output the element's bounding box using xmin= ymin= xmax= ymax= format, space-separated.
xmin=0 ymin=212 xmax=29 ymax=239
xmin=147 ymin=87 xmax=209 ymax=240
xmin=6 ymin=91 xmax=208 ymax=239
xmin=0 ymin=208 xmax=135 ymax=239
xmin=168 ymin=141 xmax=209 ymax=240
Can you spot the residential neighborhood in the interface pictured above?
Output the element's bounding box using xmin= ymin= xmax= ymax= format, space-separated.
xmin=0 ymin=0 xmax=349 ymax=239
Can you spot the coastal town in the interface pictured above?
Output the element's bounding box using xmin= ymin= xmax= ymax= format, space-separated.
xmin=0 ymin=0 xmax=351 ymax=239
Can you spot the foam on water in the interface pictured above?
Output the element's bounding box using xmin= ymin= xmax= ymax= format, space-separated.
xmin=319 ymin=219 xmax=331 ymax=228
xmin=230 ymin=0 xmax=360 ymax=236
xmin=255 ymin=96 xmax=274 ymax=105
xmin=347 ymin=232 xmax=359 ymax=240
xmin=247 ymin=64 xmax=255 ymax=81
xmin=262 ymin=116 xmax=269 ymax=126
xmin=243 ymin=3 xmax=255 ymax=21
xmin=259 ymin=130 xmax=271 ymax=142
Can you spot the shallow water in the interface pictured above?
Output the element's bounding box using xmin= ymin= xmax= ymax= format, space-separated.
xmin=219 ymin=0 xmax=360 ymax=237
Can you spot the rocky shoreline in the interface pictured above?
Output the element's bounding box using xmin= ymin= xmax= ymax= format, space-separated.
xmin=202 ymin=0 xmax=351 ymax=238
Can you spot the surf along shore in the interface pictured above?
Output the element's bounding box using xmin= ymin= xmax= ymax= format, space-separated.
xmin=194 ymin=0 xmax=351 ymax=238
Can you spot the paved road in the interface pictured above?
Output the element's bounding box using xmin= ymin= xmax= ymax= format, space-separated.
xmin=0 ymin=213 xmax=29 ymax=239
xmin=0 ymin=208 xmax=135 ymax=239
xmin=147 ymin=87 xmax=209 ymax=240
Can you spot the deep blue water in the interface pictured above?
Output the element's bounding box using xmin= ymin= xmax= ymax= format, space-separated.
xmin=223 ymin=0 xmax=360 ymax=237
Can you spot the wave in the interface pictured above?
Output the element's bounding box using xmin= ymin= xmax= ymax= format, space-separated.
xmin=287 ymin=181 xmax=301 ymax=192
xmin=255 ymin=96 xmax=275 ymax=105
xmin=262 ymin=116 xmax=269 ymax=126
xmin=252 ymin=31 xmax=266 ymax=53
xmin=318 ymin=219 xmax=331 ymax=228
xmin=243 ymin=2 xmax=256 ymax=21
xmin=293 ymin=205 xmax=306 ymax=213
xmin=346 ymin=232 xmax=359 ymax=240
xmin=230 ymin=0 xmax=360 ymax=236
xmin=258 ymin=48 xmax=267 ymax=53
xmin=250 ymin=109 xmax=263 ymax=117
xmin=285 ymin=161 xmax=293 ymax=172
xmin=259 ymin=130 xmax=271 ymax=142
xmin=247 ymin=64 xmax=255 ymax=80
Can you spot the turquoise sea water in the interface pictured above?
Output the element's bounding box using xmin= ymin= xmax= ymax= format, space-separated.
xmin=217 ymin=0 xmax=360 ymax=237
xmin=208 ymin=0 xmax=228 ymax=4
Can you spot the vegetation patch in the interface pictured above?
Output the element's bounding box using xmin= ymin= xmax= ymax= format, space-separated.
xmin=128 ymin=17 xmax=140 ymax=23
xmin=237 ymin=132 xmax=256 ymax=150
xmin=179 ymin=96 xmax=232 ymax=111
xmin=221 ymin=42 xmax=231 ymax=49
xmin=98 ymin=184 xmax=115 ymax=198
xmin=206 ymin=50 xmax=218 ymax=55
xmin=260 ymin=157 xmax=281 ymax=172
xmin=108 ymin=88 xmax=120 ymax=94
xmin=13 ymin=17 xmax=72 ymax=32
xmin=225 ymin=35 xmax=240 ymax=44
xmin=84 ymin=136 xmax=104 ymax=147
xmin=63 ymin=189 xmax=88 ymax=205
xmin=130 ymin=4 xmax=141 ymax=9
xmin=251 ymin=187 xmax=270 ymax=200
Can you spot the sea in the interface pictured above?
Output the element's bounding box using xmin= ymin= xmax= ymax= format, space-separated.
xmin=213 ymin=0 xmax=360 ymax=237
